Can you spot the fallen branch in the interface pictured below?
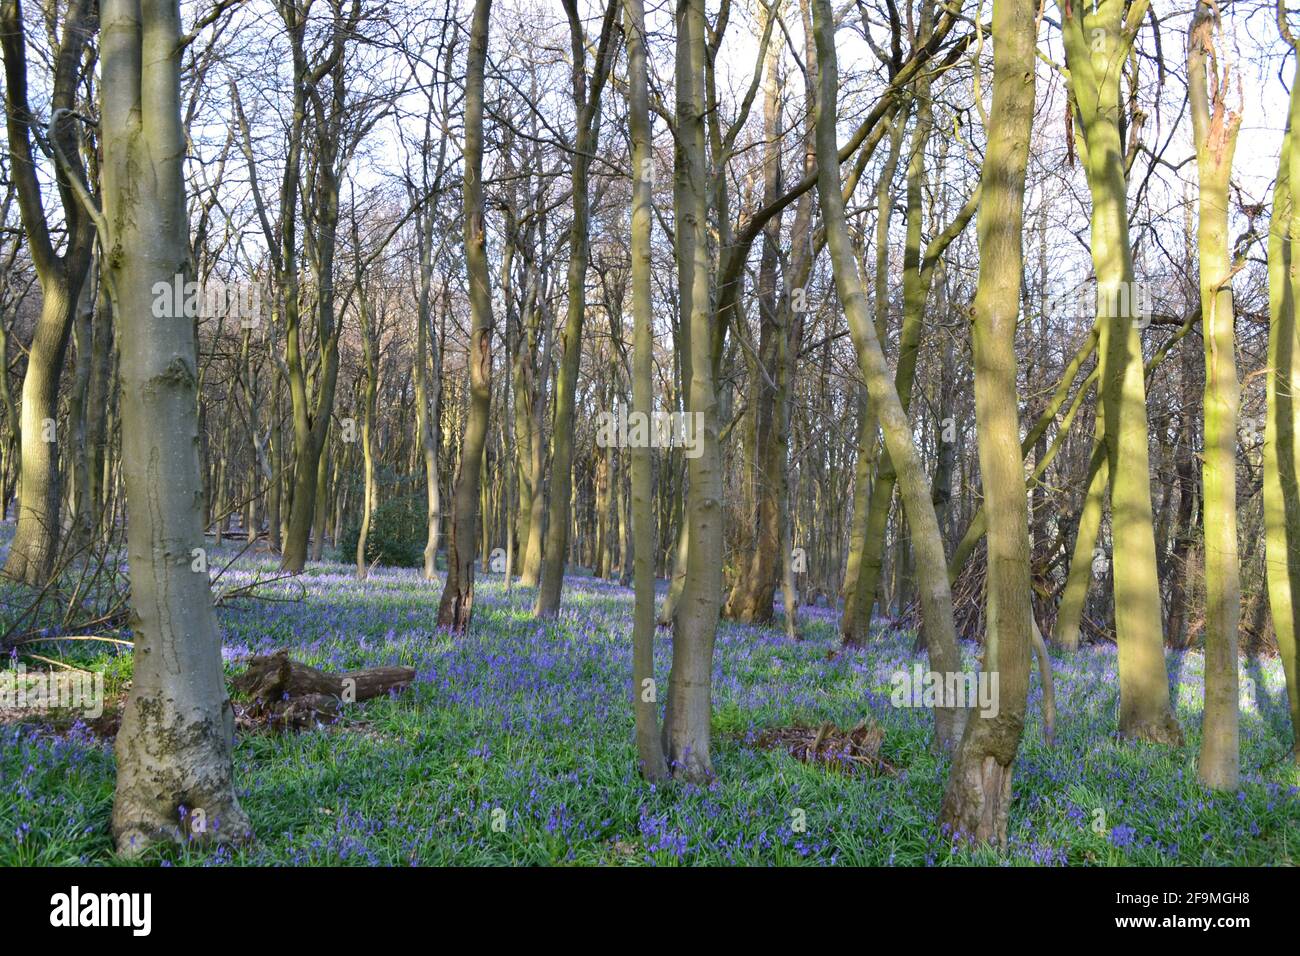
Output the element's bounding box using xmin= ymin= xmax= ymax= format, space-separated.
xmin=751 ymin=719 xmax=894 ymax=776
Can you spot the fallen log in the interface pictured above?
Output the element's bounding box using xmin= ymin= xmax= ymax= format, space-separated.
xmin=232 ymin=649 xmax=415 ymax=731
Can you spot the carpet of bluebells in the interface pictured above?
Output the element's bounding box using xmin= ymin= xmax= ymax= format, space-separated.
xmin=1 ymin=528 xmax=1297 ymax=866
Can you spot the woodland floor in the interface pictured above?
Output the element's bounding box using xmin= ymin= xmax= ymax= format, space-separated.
xmin=1 ymin=523 xmax=1297 ymax=866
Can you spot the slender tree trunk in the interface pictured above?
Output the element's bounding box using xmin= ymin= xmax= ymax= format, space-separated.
xmin=661 ymin=0 xmax=724 ymax=780
xmin=1164 ymin=355 xmax=1200 ymax=649
xmin=68 ymin=272 xmax=96 ymax=545
xmin=724 ymin=13 xmax=783 ymax=624
xmin=436 ymin=0 xmax=493 ymax=631
xmin=310 ymin=441 xmax=328 ymax=562
xmin=4 ymin=285 xmax=80 ymax=583
xmin=268 ymin=366 xmax=282 ymax=551
xmin=658 ymin=515 xmax=689 ymax=626
xmin=625 ymin=0 xmax=668 ymax=780
xmin=1060 ymin=0 xmax=1182 ymax=746
xmin=356 ymin=295 xmax=378 ymax=580
xmin=811 ymin=0 xmax=964 ymax=753
xmin=416 ymin=231 xmax=441 ymax=580
xmin=1189 ymin=0 xmax=1242 ymax=789
xmin=842 ymin=111 xmax=905 ymax=635
xmin=840 ymin=389 xmax=875 ymax=643
xmin=1265 ymin=51 xmax=1300 ymax=765
xmin=1055 ymin=432 xmax=1107 ymax=650
xmin=535 ymin=0 xmax=617 ymax=616
xmin=940 ymin=0 xmax=1036 ymax=845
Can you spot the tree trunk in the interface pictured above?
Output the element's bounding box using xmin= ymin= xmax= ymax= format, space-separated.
xmin=625 ymin=0 xmax=668 ymax=781
xmin=940 ymin=0 xmax=1036 ymax=845
xmin=841 ymin=110 xmax=905 ymax=636
xmin=101 ymin=0 xmax=251 ymax=856
xmin=415 ymin=213 xmax=441 ymax=580
xmin=811 ymin=0 xmax=964 ymax=753
xmin=724 ymin=14 xmax=783 ymax=625
xmin=1060 ymin=0 xmax=1182 ymax=746
xmin=356 ymin=293 xmax=378 ymax=580
xmin=661 ymin=0 xmax=723 ymax=780
xmin=1189 ymin=0 xmax=1242 ymax=790
xmin=436 ymin=0 xmax=494 ymax=631
xmin=1264 ymin=51 xmax=1300 ymax=765
xmin=534 ymin=0 xmax=617 ymax=616
xmin=0 ymin=0 xmax=97 ymax=585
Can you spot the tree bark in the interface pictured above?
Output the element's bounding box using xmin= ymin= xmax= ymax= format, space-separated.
xmin=1059 ymin=0 xmax=1182 ymax=745
xmin=625 ymin=0 xmax=669 ymax=781
xmin=1265 ymin=43 xmax=1300 ymax=765
xmin=436 ymin=0 xmax=494 ymax=631
xmin=941 ymin=0 xmax=1036 ymax=846
xmin=811 ymin=0 xmax=964 ymax=753
xmin=100 ymin=0 xmax=251 ymax=856
xmin=1189 ymin=0 xmax=1241 ymax=790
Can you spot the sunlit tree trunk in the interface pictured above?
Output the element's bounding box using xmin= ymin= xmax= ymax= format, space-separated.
xmin=1059 ymin=0 xmax=1182 ymax=745
xmin=355 ymin=285 xmax=378 ymax=580
xmin=100 ymin=0 xmax=250 ymax=856
xmin=520 ymin=343 xmax=549 ymax=586
xmin=1189 ymin=0 xmax=1242 ymax=790
xmin=940 ymin=0 xmax=1036 ymax=845
xmin=811 ymin=0 xmax=964 ymax=752
xmin=1264 ymin=33 xmax=1300 ymax=766
xmin=0 ymin=0 xmax=97 ymax=584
